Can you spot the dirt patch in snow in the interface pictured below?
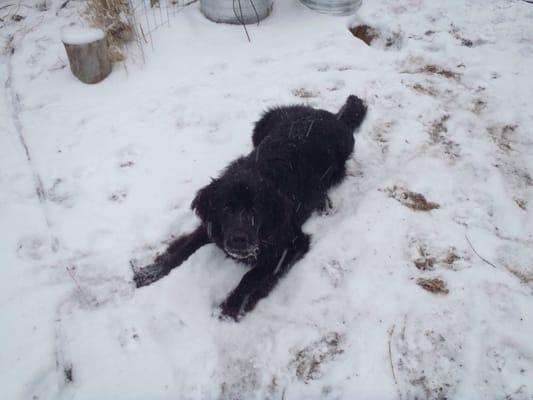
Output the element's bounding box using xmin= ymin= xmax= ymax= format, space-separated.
xmin=349 ymin=24 xmax=378 ymax=45
xmin=349 ymin=24 xmax=402 ymax=48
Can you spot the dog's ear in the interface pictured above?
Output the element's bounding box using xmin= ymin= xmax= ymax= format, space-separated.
xmin=191 ymin=180 xmax=217 ymax=221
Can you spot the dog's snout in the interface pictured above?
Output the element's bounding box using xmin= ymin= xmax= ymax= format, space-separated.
xmin=228 ymin=231 xmax=249 ymax=250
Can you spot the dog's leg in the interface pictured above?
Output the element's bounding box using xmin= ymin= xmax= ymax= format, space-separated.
xmin=219 ymin=232 xmax=310 ymax=320
xmin=134 ymin=225 xmax=210 ymax=288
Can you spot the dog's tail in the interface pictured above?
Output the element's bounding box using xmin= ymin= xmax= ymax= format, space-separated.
xmin=336 ymin=95 xmax=367 ymax=132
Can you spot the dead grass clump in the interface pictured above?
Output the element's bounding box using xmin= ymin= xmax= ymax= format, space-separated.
xmin=442 ymin=251 xmax=460 ymax=265
xmin=416 ymin=277 xmax=449 ymax=294
xmin=428 ymin=114 xmax=460 ymax=159
xmin=414 ymin=257 xmax=435 ymax=271
xmin=429 ymin=114 xmax=450 ymax=142
xmin=292 ymin=332 xmax=344 ymax=383
xmin=449 ymin=25 xmax=476 ymax=47
xmin=487 ymin=123 xmax=517 ymax=152
xmin=420 ymin=64 xmax=460 ymax=79
xmin=292 ymin=88 xmax=319 ymax=98
xmin=86 ymin=0 xmax=134 ymax=62
xmin=514 ymin=198 xmax=527 ymax=211
xmin=506 ymin=267 xmax=533 ymax=285
xmin=409 ymin=83 xmax=438 ymax=97
xmin=415 ymin=250 xmax=461 ymax=271
xmin=387 ymin=186 xmax=440 ymax=211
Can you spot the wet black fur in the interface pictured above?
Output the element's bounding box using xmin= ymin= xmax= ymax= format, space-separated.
xmin=134 ymin=95 xmax=367 ymax=320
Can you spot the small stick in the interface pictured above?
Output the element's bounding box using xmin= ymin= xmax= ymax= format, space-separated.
xmin=465 ymin=234 xmax=497 ymax=268
xmin=388 ymin=324 xmax=398 ymax=387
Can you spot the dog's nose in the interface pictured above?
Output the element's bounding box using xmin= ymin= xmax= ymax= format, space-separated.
xmin=228 ymin=231 xmax=249 ymax=250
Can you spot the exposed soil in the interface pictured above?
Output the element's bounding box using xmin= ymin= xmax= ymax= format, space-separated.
xmin=349 ymin=24 xmax=401 ymax=48
xmin=349 ymin=24 xmax=378 ymax=45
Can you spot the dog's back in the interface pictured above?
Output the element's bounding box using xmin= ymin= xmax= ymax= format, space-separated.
xmin=252 ymin=95 xmax=366 ymax=147
xmin=251 ymin=95 xmax=367 ymax=217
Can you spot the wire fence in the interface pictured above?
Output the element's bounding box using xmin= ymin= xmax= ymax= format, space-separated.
xmin=128 ymin=0 xmax=189 ymax=52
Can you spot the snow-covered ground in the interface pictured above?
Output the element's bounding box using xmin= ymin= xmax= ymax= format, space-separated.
xmin=1 ymin=0 xmax=533 ymax=398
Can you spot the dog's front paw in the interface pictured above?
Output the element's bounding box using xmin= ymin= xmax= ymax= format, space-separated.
xmin=219 ymin=296 xmax=246 ymax=322
xmin=219 ymin=302 xmax=240 ymax=321
xmin=133 ymin=262 xmax=168 ymax=288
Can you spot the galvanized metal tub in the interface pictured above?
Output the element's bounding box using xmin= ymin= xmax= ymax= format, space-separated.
xmin=200 ymin=0 xmax=273 ymax=25
xmin=300 ymin=0 xmax=362 ymax=16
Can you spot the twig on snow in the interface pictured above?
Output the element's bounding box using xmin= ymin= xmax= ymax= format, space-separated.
xmin=465 ymin=234 xmax=497 ymax=269
xmin=388 ymin=324 xmax=399 ymax=387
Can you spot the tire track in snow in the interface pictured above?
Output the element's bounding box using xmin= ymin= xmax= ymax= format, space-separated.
xmin=3 ymin=27 xmax=59 ymax=252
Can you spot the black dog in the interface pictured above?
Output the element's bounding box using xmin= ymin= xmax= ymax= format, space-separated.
xmin=134 ymin=95 xmax=367 ymax=320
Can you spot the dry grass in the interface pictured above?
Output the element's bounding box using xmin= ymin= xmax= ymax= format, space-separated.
xmin=292 ymin=332 xmax=344 ymax=383
xmin=416 ymin=277 xmax=449 ymax=294
xmin=292 ymin=88 xmax=319 ymax=99
xmin=409 ymin=83 xmax=438 ymax=97
xmin=387 ymin=186 xmax=440 ymax=211
xmin=428 ymin=114 xmax=461 ymax=159
xmin=414 ymin=257 xmax=436 ymax=271
xmin=506 ymin=267 xmax=533 ymax=285
xmin=514 ymin=198 xmax=527 ymax=211
xmin=442 ymin=250 xmax=460 ymax=266
xmin=420 ymin=64 xmax=460 ymax=80
xmin=429 ymin=114 xmax=450 ymax=142
xmin=86 ymin=0 xmax=134 ymax=61
xmin=487 ymin=123 xmax=517 ymax=152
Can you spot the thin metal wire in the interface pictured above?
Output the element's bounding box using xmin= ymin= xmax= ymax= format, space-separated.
xmin=233 ymin=0 xmax=251 ymax=42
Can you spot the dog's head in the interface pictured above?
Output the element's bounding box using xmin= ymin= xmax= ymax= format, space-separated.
xmin=191 ymin=172 xmax=292 ymax=261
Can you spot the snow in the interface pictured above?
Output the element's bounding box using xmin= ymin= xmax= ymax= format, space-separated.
xmin=61 ymin=26 xmax=105 ymax=45
xmin=1 ymin=0 xmax=533 ymax=399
